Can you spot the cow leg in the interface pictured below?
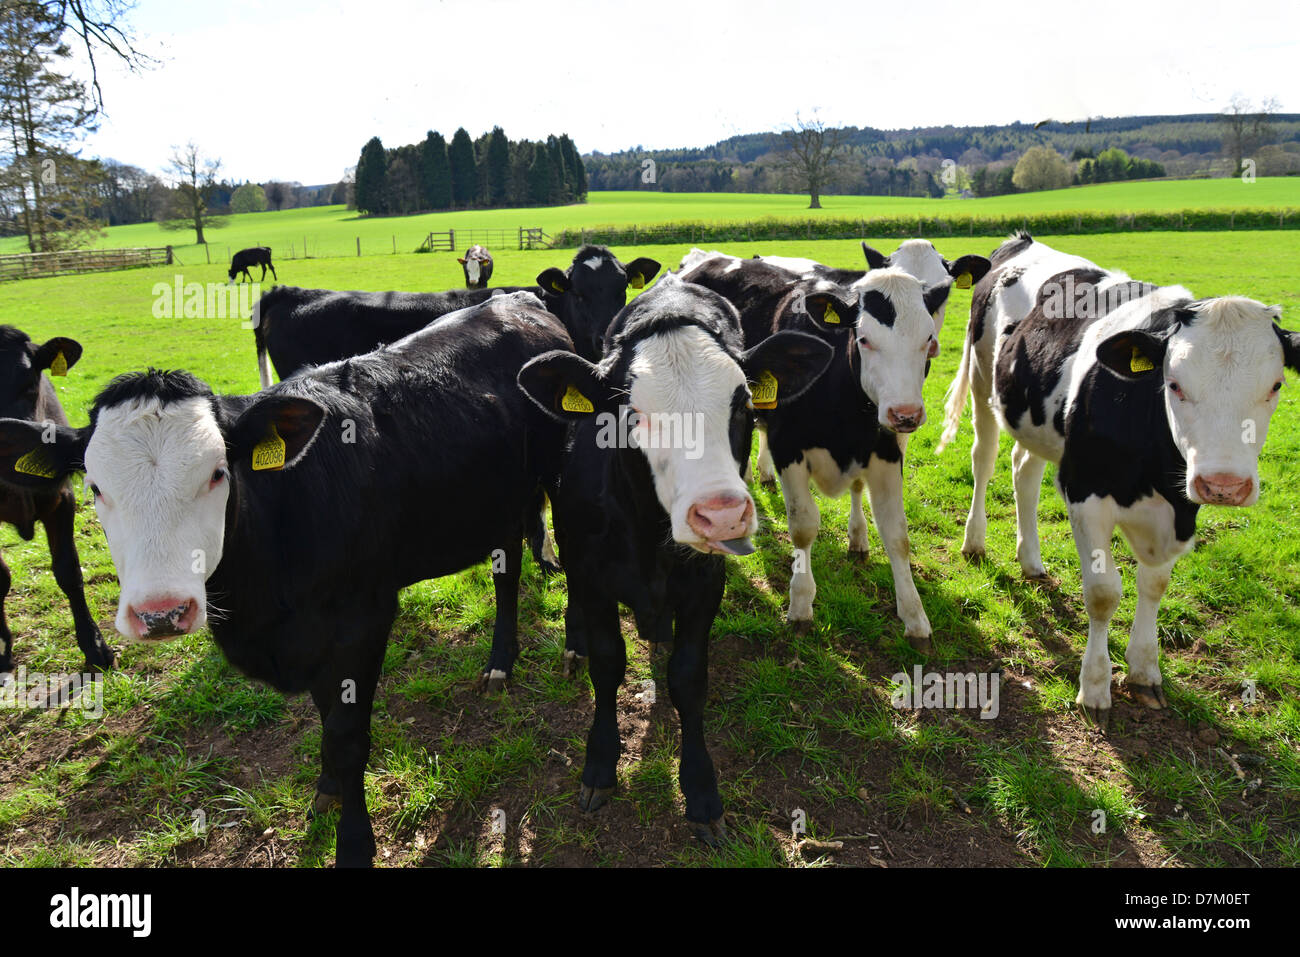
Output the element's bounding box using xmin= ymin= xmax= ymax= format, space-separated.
xmin=480 ymin=537 xmax=522 ymax=692
xmin=756 ymin=429 xmax=776 ymax=485
xmin=848 ymin=479 xmax=870 ymax=560
xmin=1070 ymin=502 xmax=1121 ymax=729
xmin=1125 ymin=557 xmax=1175 ymax=711
xmin=308 ymin=687 xmax=341 ymax=816
xmin=961 ymin=385 xmax=1000 ymax=558
xmin=1011 ymin=442 xmax=1049 ymax=578
xmin=43 ymin=490 xmax=114 ymax=671
xmin=669 ymin=580 xmax=725 ymax=845
xmin=268 ymin=261 xmax=278 ymax=280
xmin=0 ymin=553 xmax=11 ymax=674
xmin=780 ymin=461 xmax=819 ymax=632
xmin=578 ymin=597 xmax=624 ymax=812
xmin=865 ymin=454 xmax=931 ymax=650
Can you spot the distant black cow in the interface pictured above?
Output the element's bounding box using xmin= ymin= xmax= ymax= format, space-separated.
xmin=458 ymin=245 xmax=493 ymax=289
xmin=0 ymin=327 xmax=113 ymax=673
xmin=229 ymin=246 xmax=277 ymax=283
xmin=518 ymin=271 xmax=831 ymax=843
xmin=0 ymin=291 xmax=570 ymax=867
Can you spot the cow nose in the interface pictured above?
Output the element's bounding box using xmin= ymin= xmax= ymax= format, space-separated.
xmin=886 ymin=404 xmax=925 ymax=433
xmin=687 ymin=495 xmax=753 ymax=542
xmin=1193 ymin=473 xmax=1253 ymax=506
xmin=128 ymin=597 xmax=198 ymax=639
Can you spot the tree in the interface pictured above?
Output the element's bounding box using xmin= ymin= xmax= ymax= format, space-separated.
xmin=0 ymin=1 xmax=105 ymax=251
xmin=263 ymin=181 xmax=287 ymax=211
xmin=527 ymin=141 xmax=553 ymax=205
xmin=486 ymin=126 xmax=509 ymax=205
xmin=354 ymin=135 xmax=387 ymax=214
xmin=1221 ymin=95 xmax=1280 ymax=177
xmin=420 ymin=130 xmax=451 ymax=209
xmin=231 ymin=182 xmax=266 ymax=213
xmin=775 ymin=113 xmax=847 ymax=209
xmin=33 ymin=0 xmax=152 ymax=110
xmin=159 ymin=141 xmax=225 ymax=243
xmin=448 ymin=127 xmax=477 ymax=207
xmin=1012 ymin=145 xmax=1072 ymax=192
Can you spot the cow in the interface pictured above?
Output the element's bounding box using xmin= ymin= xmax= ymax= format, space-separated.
xmin=536 ymin=245 xmax=661 ymax=361
xmin=0 ymin=328 xmax=113 ymax=674
xmin=229 ymin=246 xmax=277 ymax=284
xmin=681 ymin=255 xmax=953 ymax=649
xmin=939 ymin=233 xmax=1300 ymax=727
xmin=0 ymin=291 xmax=571 ymax=866
xmin=458 ymin=245 xmax=493 ymax=289
xmin=517 ymin=270 xmax=832 ymax=843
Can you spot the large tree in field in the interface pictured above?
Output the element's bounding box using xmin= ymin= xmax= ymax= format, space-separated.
xmin=1221 ymin=95 xmax=1280 ymax=177
xmin=420 ymin=130 xmax=451 ymax=209
xmin=1012 ymin=145 xmax=1072 ymax=192
xmin=775 ymin=113 xmax=847 ymax=209
xmin=486 ymin=126 xmax=509 ymax=205
xmin=159 ymin=141 xmax=225 ymax=244
xmin=527 ymin=141 xmax=553 ymax=205
xmin=448 ymin=127 xmax=477 ymax=207
xmin=354 ymin=135 xmax=387 ymax=214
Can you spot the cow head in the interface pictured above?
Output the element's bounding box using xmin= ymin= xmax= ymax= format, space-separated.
xmin=1097 ymin=296 xmax=1300 ymax=507
xmin=458 ymin=245 xmax=493 ymax=289
xmin=860 ymin=240 xmax=990 ymax=335
xmin=0 ymin=326 xmax=81 ymax=422
xmin=0 ymin=370 xmax=326 ymax=641
xmin=800 ymin=270 xmax=951 ymax=433
xmin=519 ymin=273 xmax=831 ymax=554
xmin=536 ymin=245 xmax=662 ymax=361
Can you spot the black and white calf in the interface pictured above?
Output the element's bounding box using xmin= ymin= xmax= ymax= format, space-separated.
xmin=518 ymin=271 xmax=831 ymax=842
xmin=0 ymin=328 xmax=113 ymax=673
xmin=941 ymin=234 xmax=1300 ymax=725
xmin=228 ymin=246 xmax=277 ymax=284
xmin=536 ymin=245 xmax=661 ymax=361
xmin=682 ymin=255 xmax=953 ymax=647
xmin=458 ymin=244 xmax=493 ymax=289
xmin=0 ymin=292 xmax=570 ymax=866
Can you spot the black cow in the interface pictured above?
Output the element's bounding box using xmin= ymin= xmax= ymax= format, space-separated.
xmin=536 ymin=245 xmax=661 ymax=361
xmin=0 ymin=292 xmax=570 ymax=866
xmin=458 ymin=245 xmax=494 ymax=289
xmin=229 ymin=246 xmax=277 ymax=283
xmin=518 ymin=271 xmax=832 ymax=843
xmin=0 ymin=328 xmax=113 ymax=673
xmin=682 ymin=255 xmax=952 ymax=649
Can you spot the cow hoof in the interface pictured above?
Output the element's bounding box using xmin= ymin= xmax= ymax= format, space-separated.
xmin=848 ymin=548 xmax=869 ymax=563
xmin=789 ymin=618 xmax=813 ymax=636
xmin=311 ymin=790 xmax=342 ymax=818
xmin=1129 ymin=683 xmax=1168 ymax=710
xmin=905 ymin=632 xmax=933 ymax=654
xmin=478 ymin=669 xmax=508 ymax=694
xmin=1080 ymin=703 xmax=1111 ymax=732
xmin=562 ymin=650 xmax=586 ymax=680
xmin=759 ymin=475 xmax=777 ymax=487
xmin=539 ymin=559 xmax=563 ymax=577
xmin=689 ymin=816 xmax=728 ymax=847
xmin=1023 ymin=569 xmax=1050 ymax=582
xmin=578 ymin=784 xmax=615 ymax=812
xmin=961 ymin=547 xmax=986 ymax=563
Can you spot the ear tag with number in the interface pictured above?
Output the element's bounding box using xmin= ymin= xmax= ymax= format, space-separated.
xmin=252 ymin=424 xmax=286 ymax=471
xmin=629 ymin=272 xmax=645 ymax=289
xmin=822 ymin=302 xmax=840 ymax=324
xmin=14 ymin=447 xmax=56 ymax=478
xmin=1129 ymin=347 xmax=1155 ymax=374
xmin=561 ymin=384 xmax=594 ymax=414
xmin=955 ymin=272 xmax=973 ymax=289
xmin=751 ymin=369 xmax=779 ymax=410
xmin=50 ymin=351 xmax=67 ymax=376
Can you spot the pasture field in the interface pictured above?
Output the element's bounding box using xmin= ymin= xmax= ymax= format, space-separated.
xmin=0 ymin=230 xmax=1297 ymax=868
xmin=1 ymin=178 xmax=1298 ymax=261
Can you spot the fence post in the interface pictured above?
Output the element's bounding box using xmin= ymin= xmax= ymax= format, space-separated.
xmin=205 ymin=243 xmax=210 ymax=265
xmin=357 ymin=236 xmax=361 ymax=257
xmin=449 ymin=228 xmax=455 ymax=251
xmin=165 ymin=246 xmax=173 ymax=265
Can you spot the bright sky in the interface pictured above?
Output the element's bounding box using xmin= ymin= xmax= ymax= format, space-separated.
xmin=73 ymin=0 xmax=1299 ymax=185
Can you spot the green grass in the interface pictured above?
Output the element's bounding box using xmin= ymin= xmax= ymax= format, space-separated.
xmin=0 ymin=228 xmax=1297 ymax=868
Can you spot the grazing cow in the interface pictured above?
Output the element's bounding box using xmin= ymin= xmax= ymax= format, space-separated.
xmin=940 ymin=234 xmax=1300 ymax=726
xmin=0 ymin=328 xmax=113 ymax=673
xmin=518 ymin=271 xmax=832 ymax=842
xmin=536 ymin=244 xmax=661 ymax=361
xmin=229 ymin=246 xmax=277 ymax=284
xmin=682 ymin=255 xmax=953 ymax=648
xmin=458 ymin=245 xmax=494 ymax=289
xmin=0 ymin=292 xmax=570 ymax=866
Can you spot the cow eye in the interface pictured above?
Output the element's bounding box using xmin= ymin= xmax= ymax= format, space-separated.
xmin=1168 ymin=381 xmax=1184 ymax=398
xmin=210 ymin=467 xmax=227 ymax=487
xmin=89 ymin=483 xmax=102 ymax=500
xmin=857 ymin=336 xmax=875 ymax=351
xmin=1272 ymin=381 xmax=1283 ymax=394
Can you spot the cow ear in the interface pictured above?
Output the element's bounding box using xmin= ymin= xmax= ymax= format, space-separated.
xmin=741 ymin=331 xmax=833 ymax=409
xmin=1097 ymin=330 xmax=1167 ymax=380
xmin=457 ymin=257 xmax=467 ymax=264
xmin=537 ymin=267 xmax=570 ymax=295
xmin=945 ymin=254 xmax=991 ymax=289
xmin=923 ymin=278 xmax=954 ymax=318
xmin=861 ymin=242 xmax=890 ymax=270
xmin=518 ymin=350 xmax=615 ymax=422
xmin=227 ymin=395 xmax=327 ymax=473
xmin=32 ymin=337 xmax=82 ymax=376
xmin=624 ymin=257 xmax=661 ymax=290
xmin=1275 ymin=324 xmax=1300 ymax=373
xmin=0 ymin=417 xmax=85 ymax=488
xmin=801 ymin=291 xmax=856 ymax=333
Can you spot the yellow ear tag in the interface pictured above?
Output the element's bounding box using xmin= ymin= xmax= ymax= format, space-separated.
xmin=251 ymin=424 xmax=286 ymax=471
xmin=822 ymin=302 xmax=840 ymax=324
xmin=955 ymin=272 xmax=973 ymax=290
xmin=14 ymin=447 xmax=56 ymax=479
xmin=551 ymin=280 xmax=566 ymax=293
xmin=1129 ymin=347 xmax=1155 ymax=374
xmin=629 ymin=273 xmax=645 ymax=289
xmin=50 ymin=351 xmax=67 ymax=376
xmin=751 ymin=369 xmax=779 ymax=410
xmin=561 ymin=384 xmax=594 ymax=414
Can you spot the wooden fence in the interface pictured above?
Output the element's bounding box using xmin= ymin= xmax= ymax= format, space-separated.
xmin=0 ymin=245 xmax=173 ymax=281
xmin=420 ymin=227 xmax=552 ymax=252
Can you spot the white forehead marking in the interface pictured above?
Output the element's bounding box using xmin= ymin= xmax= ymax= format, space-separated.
xmin=855 ymin=267 xmax=932 ymax=336
xmin=888 ymin=240 xmax=947 ymax=285
xmin=86 ymin=396 xmax=223 ymax=500
xmin=628 ymin=325 xmax=744 ymax=411
xmin=582 ymin=255 xmax=607 ymax=272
